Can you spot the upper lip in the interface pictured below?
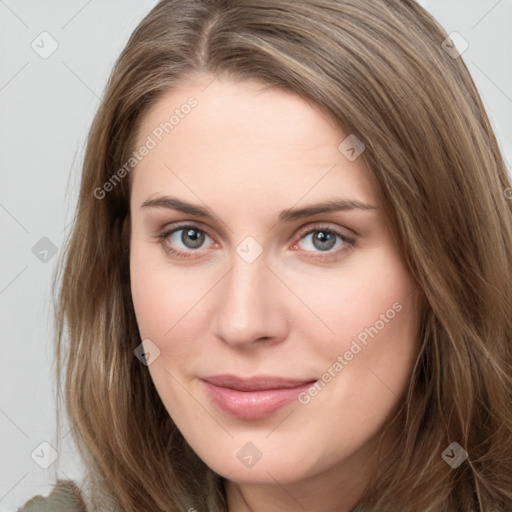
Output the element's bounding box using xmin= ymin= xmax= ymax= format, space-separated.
xmin=201 ymin=374 xmax=316 ymax=391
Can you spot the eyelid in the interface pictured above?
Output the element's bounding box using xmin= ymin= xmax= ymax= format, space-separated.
xmin=159 ymin=221 xmax=216 ymax=241
xmin=158 ymin=220 xmax=354 ymax=240
xmin=295 ymin=223 xmax=355 ymax=241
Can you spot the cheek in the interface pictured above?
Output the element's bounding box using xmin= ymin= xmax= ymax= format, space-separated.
xmin=130 ymin=234 xmax=182 ymax=336
xmin=290 ymin=253 xmax=421 ymax=463
xmin=130 ymin=261 xmax=172 ymax=340
xmin=130 ymin=240 xmax=217 ymax=357
xmin=299 ymin=247 xmax=422 ymax=405
xmin=319 ymin=261 xmax=420 ymax=401
xmin=292 ymin=247 xmax=420 ymax=353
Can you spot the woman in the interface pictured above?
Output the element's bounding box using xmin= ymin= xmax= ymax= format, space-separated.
xmin=19 ymin=0 xmax=512 ymax=510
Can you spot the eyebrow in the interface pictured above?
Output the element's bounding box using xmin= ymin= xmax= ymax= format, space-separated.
xmin=140 ymin=195 xmax=377 ymax=223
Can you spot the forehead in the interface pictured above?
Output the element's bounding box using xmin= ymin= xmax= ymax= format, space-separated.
xmin=131 ymin=77 xmax=377 ymax=211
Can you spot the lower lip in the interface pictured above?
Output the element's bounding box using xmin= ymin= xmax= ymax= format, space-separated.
xmin=201 ymin=380 xmax=315 ymax=420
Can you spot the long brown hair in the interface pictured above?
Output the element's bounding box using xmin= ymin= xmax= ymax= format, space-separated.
xmin=54 ymin=1 xmax=512 ymax=510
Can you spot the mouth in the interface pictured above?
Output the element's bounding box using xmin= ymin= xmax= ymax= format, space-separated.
xmin=200 ymin=374 xmax=317 ymax=420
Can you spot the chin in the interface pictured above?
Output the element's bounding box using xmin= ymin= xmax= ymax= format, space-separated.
xmin=193 ymin=439 xmax=325 ymax=485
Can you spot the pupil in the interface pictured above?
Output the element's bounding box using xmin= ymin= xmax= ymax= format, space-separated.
xmin=314 ymin=231 xmax=335 ymax=251
xmin=183 ymin=228 xmax=204 ymax=249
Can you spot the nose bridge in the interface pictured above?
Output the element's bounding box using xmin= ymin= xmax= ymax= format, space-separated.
xmin=222 ymin=251 xmax=268 ymax=320
xmin=212 ymin=245 xmax=285 ymax=347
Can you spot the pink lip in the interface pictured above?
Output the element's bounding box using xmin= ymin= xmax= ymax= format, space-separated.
xmin=201 ymin=374 xmax=317 ymax=420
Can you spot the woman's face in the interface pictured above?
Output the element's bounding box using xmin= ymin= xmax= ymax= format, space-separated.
xmin=129 ymin=76 xmax=423 ymax=501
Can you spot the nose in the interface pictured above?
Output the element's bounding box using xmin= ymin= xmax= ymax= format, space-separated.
xmin=211 ymin=252 xmax=289 ymax=349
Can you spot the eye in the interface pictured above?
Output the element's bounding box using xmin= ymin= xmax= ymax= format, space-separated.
xmin=158 ymin=224 xmax=214 ymax=259
xmin=292 ymin=225 xmax=355 ymax=258
xmin=157 ymin=223 xmax=355 ymax=261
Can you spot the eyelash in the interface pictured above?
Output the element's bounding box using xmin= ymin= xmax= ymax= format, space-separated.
xmin=156 ymin=223 xmax=356 ymax=261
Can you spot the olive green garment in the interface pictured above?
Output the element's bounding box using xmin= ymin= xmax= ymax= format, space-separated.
xmin=17 ymin=480 xmax=376 ymax=511
xmin=18 ymin=480 xmax=86 ymax=512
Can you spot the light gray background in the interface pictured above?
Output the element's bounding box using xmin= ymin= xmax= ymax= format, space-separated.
xmin=1 ymin=1 xmax=511 ymax=510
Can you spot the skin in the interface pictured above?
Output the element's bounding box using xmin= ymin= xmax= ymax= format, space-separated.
xmin=129 ymin=75 xmax=424 ymax=512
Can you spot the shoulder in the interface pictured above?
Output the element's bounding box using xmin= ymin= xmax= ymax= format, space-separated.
xmin=18 ymin=480 xmax=86 ymax=512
